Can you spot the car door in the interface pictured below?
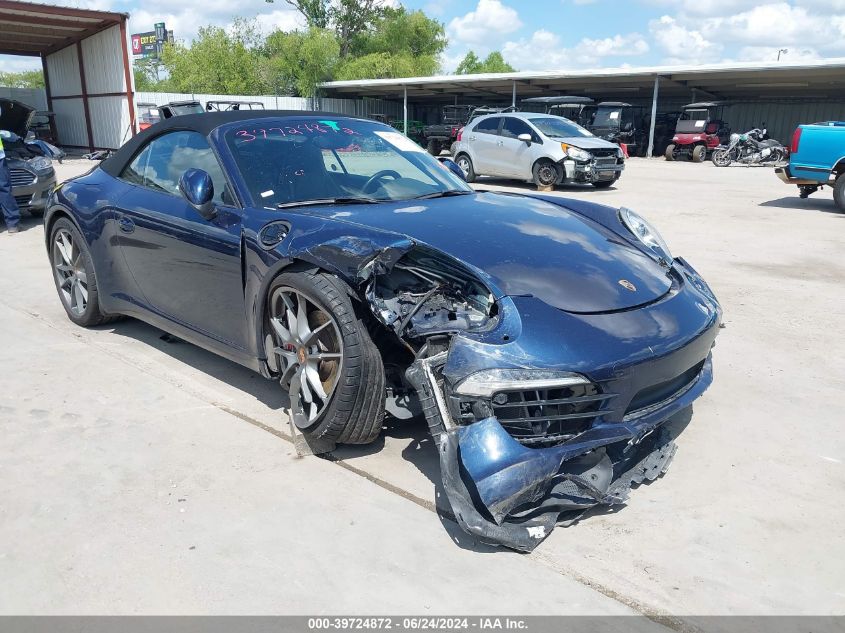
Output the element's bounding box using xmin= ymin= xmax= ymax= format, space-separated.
xmin=465 ymin=116 xmax=502 ymax=176
xmin=496 ymin=117 xmax=542 ymax=179
xmin=113 ymin=130 xmax=248 ymax=351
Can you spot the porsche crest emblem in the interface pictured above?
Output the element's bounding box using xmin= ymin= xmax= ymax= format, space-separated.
xmin=618 ymin=279 xmax=637 ymax=292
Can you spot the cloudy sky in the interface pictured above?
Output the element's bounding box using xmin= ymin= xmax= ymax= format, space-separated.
xmin=3 ymin=0 xmax=845 ymax=74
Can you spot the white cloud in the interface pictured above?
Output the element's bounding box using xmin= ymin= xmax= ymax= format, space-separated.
xmin=649 ymin=15 xmax=723 ymax=64
xmin=500 ymin=29 xmax=649 ymax=71
xmin=448 ymin=0 xmax=523 ymax=45
xmin=128 ymin=0 xmax=304 ymax=42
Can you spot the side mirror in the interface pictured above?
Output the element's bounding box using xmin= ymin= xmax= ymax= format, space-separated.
xmin=517 ymin=133 xmax=532 ymax=145
xmin=178 ymin=168 xmax=216 ymax=220
xmin=438 ymin=157 xmax=466 ymax=181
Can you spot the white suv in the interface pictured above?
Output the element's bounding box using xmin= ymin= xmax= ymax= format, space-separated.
xmin=452 ymin=112 xmax=624 ymax=188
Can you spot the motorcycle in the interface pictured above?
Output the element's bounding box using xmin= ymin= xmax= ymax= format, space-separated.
xmin=711 ymin=128 xmax=787 ymax=167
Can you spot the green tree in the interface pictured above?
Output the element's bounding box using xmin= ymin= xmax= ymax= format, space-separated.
xmin=455 ymin=50 xmax=515 ymax=74
xmin=132 ymin=58 xmax=161 ymax=91
xmin=264 ymin=27 xmax=340 ymax=97
xmin=0 ymin=70 xmax=45 ymax=89
xmin=335 ymin=52 xmax=439 ymax=81
xmin=160 ymin=19 xmax=271 ymax=94
xmin=283 ymin=0 xmax=387 ymax=57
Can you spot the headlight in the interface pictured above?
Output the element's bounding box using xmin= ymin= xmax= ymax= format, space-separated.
xmin=620 ymin=207 xmax=673 ymax=264
xmin=454 ymin=368 xmax=588 ymax=398
xmin=561 ymin=143 xmax=591 ymax=162
xmin=27 ymin=156 xmax=52 ymax=171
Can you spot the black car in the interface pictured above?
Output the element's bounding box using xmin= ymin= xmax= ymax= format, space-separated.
xmin=0 ymin=99 xmax=56 ymax=217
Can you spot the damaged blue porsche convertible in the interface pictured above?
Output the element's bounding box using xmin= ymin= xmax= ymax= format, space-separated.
xmin=45 ymin=111 xmax=721 ymax=551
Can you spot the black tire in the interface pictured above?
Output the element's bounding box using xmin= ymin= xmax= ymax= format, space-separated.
xmin=426 ymin=139 xmax=440 ymax=156
xmin=49 ymin=217 xmax=114 ymax=327
xmin=266 ymin=271 xmax=385 ymax=445
xmin=833 ymin=173 xmax=845 ymax=213
xmin=532 ymin=160 xmax=560 ymax=187
xmin=692 ymin=145 xmax=707 ymax=163
xmin=711 ymin=148 xmax=732 ymax=167
xmin=455 ymin=153 xmax=476 ymax=183
xmin=592 ymin=178 xmax=617 ymax=189
xmin=664 ymin=144 xmax=675 ymax=161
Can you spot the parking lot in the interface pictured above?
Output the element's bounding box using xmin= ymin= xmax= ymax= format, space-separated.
xmin=1 ymin=157 xmax=843 ymax=620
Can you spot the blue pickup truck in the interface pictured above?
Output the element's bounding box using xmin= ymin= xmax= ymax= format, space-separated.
xmin=776 ymin=121 xmax=845 ymax=211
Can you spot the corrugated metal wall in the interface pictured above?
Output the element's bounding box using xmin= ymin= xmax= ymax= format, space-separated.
xmin=135 ymin=91 xmax=402 ymax=120
xmin=44 ymin=24 xmax=130 ymax=149
xmin=725 ymin=101 xmax=845 ymax=143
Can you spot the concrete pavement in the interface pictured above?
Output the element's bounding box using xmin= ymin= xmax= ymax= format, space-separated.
xmin=1 ymin=157 xmax=843 ymax=618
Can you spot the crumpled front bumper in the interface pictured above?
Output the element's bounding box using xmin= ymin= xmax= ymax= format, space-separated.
xmin=561 ymin=159 xmax=624 ymax=183
xmin=410 ymin=353 xmax=711 ymax=552
xmin=404 ymin=258 xmax=720 ymax=551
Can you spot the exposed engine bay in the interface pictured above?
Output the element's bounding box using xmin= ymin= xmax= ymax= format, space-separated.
xmin=366 ymin=248 xmax=497 ymax=341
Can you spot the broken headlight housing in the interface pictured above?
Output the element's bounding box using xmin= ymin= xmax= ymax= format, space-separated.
xmin=561 ymin=144 xmax=591 ymax=162
xmin=620 ymin=207 xmax=673 ymax=264
xmin=454 ymin=368 xmax=588 ymax=398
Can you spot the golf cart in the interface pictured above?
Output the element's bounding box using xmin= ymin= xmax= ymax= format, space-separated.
xmin=422 ymin=105 xmax=477 ymax=155
xmin=665 ymin=102 xmax=730 ymax=162
xmin=205 ymin=100 xmax=265 ymax=111
xmin=589 ymin=102 xmax=647 ymax=156
xmin=521 ymin=96 xmax=595 ymax=127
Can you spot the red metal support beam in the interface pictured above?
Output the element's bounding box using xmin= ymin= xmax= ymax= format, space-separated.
xmin=119 ymin=17 xmax=136 ymax=139
xmin=76 ymin=40 xmax=95 ymax=151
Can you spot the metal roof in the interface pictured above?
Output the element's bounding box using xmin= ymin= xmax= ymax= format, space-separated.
xmin=320 ymin=59 xmax=845 ymax=103
xmin=0 ymin=0 xmax=127 ymax=56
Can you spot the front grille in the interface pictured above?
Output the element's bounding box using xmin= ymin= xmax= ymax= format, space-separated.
xmin=10 ymin=168 xmax=36 ymax=188
xmin=14 ymin=194 xmax=30 ymax=207
xmin=625 ymin=360 xmax=705 ymax=418
xmin=592 ymin=148 xmax=619 ymax=158
xmin=488 ymin=383 xmax=608 ymax=447
xmin=594 ymin=157 xmax=619 ymax=167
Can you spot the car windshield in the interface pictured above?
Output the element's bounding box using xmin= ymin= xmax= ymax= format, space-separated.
xmin=592 ymin=108 xmax=627 ymax=128
xmin=223 ymin=117 xmax=471 ymax=208
xmin=169 ymin=103 xmax=204 ymax=116
xmin=528 ymin=117 xmax=592 ymax=139
xmin=676 ymin=110 xmax=709 ymax=132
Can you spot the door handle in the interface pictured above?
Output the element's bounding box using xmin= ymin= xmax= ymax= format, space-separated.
xmin=118 ymin=216 xmax=135 ymax=233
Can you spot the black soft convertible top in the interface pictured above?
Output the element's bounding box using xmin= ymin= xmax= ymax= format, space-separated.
xmin=101 ymin=109 xmax=348 ymax=177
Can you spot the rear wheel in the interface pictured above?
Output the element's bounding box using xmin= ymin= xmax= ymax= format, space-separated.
xmin=532 ymin=160 xmax=560 ymax=187
xmin=692 ymin=145 xmax=707 ymax=162
xmin=266 ymin=271 xmax=385 ymax=445
xmin=455 ymin=153 xmax=476 ymax=183
xmin=50 ymin=217 xmax=113 ymax=327
xmin=664 ymin=144 xmax=675 ymax=161
xmin=426 ymin=139 xmax=441 ymax=156
xmin=833 ymin=173 xmax=845 ymax=213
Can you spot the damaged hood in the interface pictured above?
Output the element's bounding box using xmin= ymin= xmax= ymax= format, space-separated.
xmin=0 ymin=99 xmax=35 ymax=137
xmin=307 ymin=192 xmax=671 ymax=313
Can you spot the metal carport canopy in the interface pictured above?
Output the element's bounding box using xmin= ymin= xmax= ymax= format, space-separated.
xmin=319 ymin=60 xmax=845 ymax=103
xmin=0 ymin=0 xmax=134 ymax=150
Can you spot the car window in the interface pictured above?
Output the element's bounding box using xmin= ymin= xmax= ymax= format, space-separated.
xmin=224 ymin=117 xmax=470 ymax=207
xmin=501 ymin=117 xmax=539 ymax=142
xmin=473 ymin=117 xmax=501 ymax=135
xmin=120 ymin=131 xmax=229 ymax=205
xmin=529 ymin=117 xmax=593 ymax=139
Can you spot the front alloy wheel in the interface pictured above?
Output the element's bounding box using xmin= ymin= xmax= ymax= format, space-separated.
xmin=265 ymin=271 xmax=385 ymax=444
xmin=269 ymin=286 xmax=344 ymax=430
